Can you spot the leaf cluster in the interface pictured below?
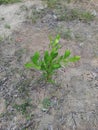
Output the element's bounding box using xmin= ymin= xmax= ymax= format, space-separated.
xmin=25 ymin=35 xmax=80 ymax=82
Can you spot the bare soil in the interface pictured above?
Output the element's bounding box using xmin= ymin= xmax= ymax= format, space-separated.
xmin=0 ymin=0 xmax=98 ymax=130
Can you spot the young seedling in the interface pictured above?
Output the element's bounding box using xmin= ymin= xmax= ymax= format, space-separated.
xmin=42 ymin=0 xmax=58 ymax=8
xmin=0 ymin=0 xmax=21 ymax=4
xmin=25 ymin=35 xmax=80 ymax=82
xmin=13 ymin=99 xmax=31 ymax=115
xmin=4 ymin=24 xmax=11 ymax=29
xmin=42 ymin=98 xmax=51 ymax=109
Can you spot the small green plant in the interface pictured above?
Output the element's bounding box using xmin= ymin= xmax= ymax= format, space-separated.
xmin=0 ymin=17 xmax=5 ymax=21
xmin=42 ymin=98 xmax=51 ymax=109
xmin=25 ymin=35 xmax=80 ymax=82
xmin=0 ymin=0 xmax=20 ymax=4
xmin=5 ymin=24 xmax=11 ymax=29
xmin=0 ymin=35 xmax=4 ymax=42
xmin=13 ymin=99 xmax=31 ymax=115
xmin=42 ymin=0 xmax=58 ymax=8
xmin=55 ymin=6 xmax=95 ymax=22
xmin=80 ymin=11 xmax=95 ymax=22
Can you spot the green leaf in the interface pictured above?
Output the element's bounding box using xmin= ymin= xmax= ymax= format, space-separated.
xmin=44 ymin=51 xmax=50 ymax=63
xmin=25 ymin=62 xmax=34 ymax=68
xmin=50 ymin=35 xmax=60 ymax=49
xmin=50 ymin=51 xmax=58 ymax=59
xmin=41 ymin=61 xmax=46 ymax=71
xmin=69 ymin=56 xmax=80 ymax=62
xmin=64 ymin=50 xmax=71 ymax=58
xmin=49 ymin=36 xmax=53 ymax=47
xmin=54 ymin=34 xmax=60 ymax=45
xmin=52 ymin=63 xmax=61 ymax=70
xmin=31 ymin=52 xmax=40 ymax=65
xmin=25 ymin=62 xmax=40 ymax=70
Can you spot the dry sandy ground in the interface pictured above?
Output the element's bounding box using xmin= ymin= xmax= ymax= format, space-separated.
xmin=0 ymin=0 xmax=98 ymax=130
xmin=0 ymin=0 xmax=43 ymax=36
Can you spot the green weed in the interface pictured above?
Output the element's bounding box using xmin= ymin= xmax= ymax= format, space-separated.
xmin=0 ymin=35 xmax=4 ymax=42
xmin=17 ymin=79 xmax=31 ymax=97
xmin=13 ymin=99 xmax=31 ymax=115
xmin=55 ymin=6 xmax=95 ymax=22
xmin=4 ymin=24 xmax=11 ymax=29
xmin=0 ymin=0 xmax=21 ymax=4
xmin=80 ymin=11 xmax=95 ymax=22
xmin=42 ymin=98 xmax=51 ymax=109
xmin=20 ymin=5 xmax=28 ymax=12
xmin=0 ymin=17 xmax=5 ymax=21
xmin=42 ymin=0 xmax=58 ymax=8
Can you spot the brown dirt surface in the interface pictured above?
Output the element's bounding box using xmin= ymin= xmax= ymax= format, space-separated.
xmin=0 ymin=0 xmax=98 ymax=130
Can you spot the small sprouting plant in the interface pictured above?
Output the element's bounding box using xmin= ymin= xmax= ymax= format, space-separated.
xmin=4 ymin=24 xmax=11 ymax=29
xmin=80 ymin=11 xmax=95 ymax=22
xmin=13 ymin=99 xmax=31 ymax=115
xmin=0 ymin=0 xmax=20 ymax=4
xmin=0 ymin=35 xmax=4 ymax=42
xmin=0 ymin=17 xmax=5 ymax=21
xmin=25 ymin=35 xmax=80 ymax=82
xmin=55 ymin=6 xmax=95 ymax=22
xmin=42 ymin=98 xmax=51 ymax=109
xmin=42 ymin=0 xmax=58 ymax=8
